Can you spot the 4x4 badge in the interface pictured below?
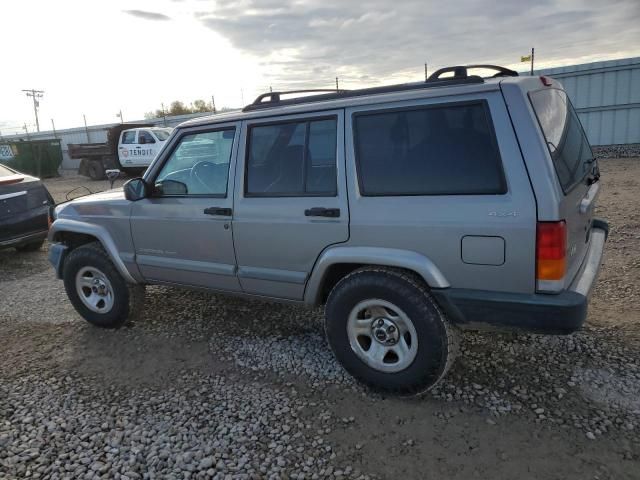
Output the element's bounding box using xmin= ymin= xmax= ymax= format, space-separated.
xmin=488 ymin=211 xmax=519 ymax=217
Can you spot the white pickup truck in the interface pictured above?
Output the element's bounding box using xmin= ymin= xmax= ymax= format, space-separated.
xmin=117 ymin=127 xmax=172 ymax=169
xmin=69 ymin=125 xmax=173 ymax=179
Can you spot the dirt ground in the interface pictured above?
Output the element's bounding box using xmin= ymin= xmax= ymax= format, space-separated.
xmin=1 ymin=160 xmax=639 ymax=479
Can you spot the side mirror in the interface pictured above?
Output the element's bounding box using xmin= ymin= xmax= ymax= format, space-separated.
xmin=105 ymin=169 xmax=121 ymax=189
xmin=123 ymin=178 xmax=148 ymax=201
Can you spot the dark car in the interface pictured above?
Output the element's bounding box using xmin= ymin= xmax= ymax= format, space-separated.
xmin=0 ymin=164 xmax=54 ymax=252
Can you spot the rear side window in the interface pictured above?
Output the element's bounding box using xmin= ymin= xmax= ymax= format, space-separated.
xmin=529 ymin=88 xmax=594 ymax=193
xmin=246 ymin=118 xmax=337 ymax=196
xmin=354 ymin=102 xmax=506 ymax=196
xmin=122 ymin=131 xmax=136 ymax=144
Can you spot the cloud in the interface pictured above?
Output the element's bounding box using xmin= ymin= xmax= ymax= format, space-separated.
xmin=196 ymin=0 xmax=640 ymax=90
xmin=123 ymin=9 xmax=171 ymax=21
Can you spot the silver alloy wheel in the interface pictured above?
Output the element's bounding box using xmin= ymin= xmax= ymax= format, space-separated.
xmin=75 ymin=266 xmax=115 ymax=314
xmin=346 ymin=299 xmax=418 ymax=373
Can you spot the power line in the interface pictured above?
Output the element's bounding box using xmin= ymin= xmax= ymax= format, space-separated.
xmin=22 ymin=89 xmax=44 ymax=132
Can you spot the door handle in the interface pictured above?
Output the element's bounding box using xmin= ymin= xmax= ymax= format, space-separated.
xmin=305 ymin=207 xmax=340 ymax=218
xmin=204 ymin=207 xmax=232 ymax=216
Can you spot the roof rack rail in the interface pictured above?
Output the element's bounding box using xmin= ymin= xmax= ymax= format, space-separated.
xmin=250 ymin=89 xmax=348 ymax=107
xmin=429 ymin=65 xmax=519 ymax=80
xmin=243 ymin=75 xmax=484 ymax=112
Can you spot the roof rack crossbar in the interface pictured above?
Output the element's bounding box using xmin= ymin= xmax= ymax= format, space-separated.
xmin=429 ymin=65 xmax=519 ymax=80
xmin=242 ymin=75 xmax=485 ymax=112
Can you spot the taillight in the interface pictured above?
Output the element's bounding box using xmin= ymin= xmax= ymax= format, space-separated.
xmin=536 ymin=221 xmax=566 ymax=289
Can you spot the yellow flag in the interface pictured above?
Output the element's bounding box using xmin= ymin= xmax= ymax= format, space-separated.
xmin=521 ymin=55 xmax=531 ymax=62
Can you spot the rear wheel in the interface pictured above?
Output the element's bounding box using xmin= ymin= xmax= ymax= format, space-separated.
xmin=88 ymin=160 xmax=105 ymax=180
xmin=15 ymin=239 xmax=44 ymax=252
xmin=63 ymin=242 xmax=142 ymax=328
xmin=325 ymin=267 xmax=458 ymax=396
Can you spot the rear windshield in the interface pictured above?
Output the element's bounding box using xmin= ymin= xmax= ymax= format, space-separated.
xmin=529 ymin=88 xmax=594 ymax=193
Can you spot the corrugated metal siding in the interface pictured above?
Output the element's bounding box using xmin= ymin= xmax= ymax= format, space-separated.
xmin=536 ymin=57 xmax=640 ymax=145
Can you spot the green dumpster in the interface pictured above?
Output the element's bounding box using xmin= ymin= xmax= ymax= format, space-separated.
xmin=0 ymin=139 xmax=62 ymax=178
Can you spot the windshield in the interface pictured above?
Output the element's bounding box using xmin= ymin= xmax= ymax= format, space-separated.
xmin=153 ymin=129 xmax=172 ymax=141
xmin=529 ymin=88 xmax=595 ymax=193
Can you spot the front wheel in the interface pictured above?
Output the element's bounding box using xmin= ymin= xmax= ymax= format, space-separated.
xmin=325 ymin=267 xmax=458 ymax=396
xmin=62 ymin=242 xmax=142 ymax=328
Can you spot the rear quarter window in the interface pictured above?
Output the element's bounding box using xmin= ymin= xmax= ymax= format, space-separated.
xmin=353 ymin=102 xmax=506 ymax=196
xmin=529 ymin=88 xmax=594 ymax=193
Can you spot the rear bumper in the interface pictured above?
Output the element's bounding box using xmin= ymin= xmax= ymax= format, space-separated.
xmin=0 ymin=229 xmax=48 ymax=249
xmin=433 ymin=220 xmax=608 ymax=335
xmin=0 ymin=207 xmax=49 ymax=249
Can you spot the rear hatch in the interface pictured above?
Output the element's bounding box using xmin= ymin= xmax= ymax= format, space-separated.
xmin=529 ymin=86 xmax=599 ymax=289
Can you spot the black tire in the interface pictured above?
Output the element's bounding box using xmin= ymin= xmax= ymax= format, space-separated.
xmin=88 ymin=160 xmax=105 ymax=180
xmin=325 ymin=267 xmax=458 ymax=396
xmin=15 ymin=239 xmax=44 ymax=252
xmin=62 ymin=242 xmax=140 ymax=328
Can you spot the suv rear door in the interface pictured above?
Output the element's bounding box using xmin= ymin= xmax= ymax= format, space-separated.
xmin=232 ymin=110 xmax=348 ymax=300
xmin=529 ymin=86 xmax=597 ymax=289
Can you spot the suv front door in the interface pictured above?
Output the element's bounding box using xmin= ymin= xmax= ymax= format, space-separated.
xmin=233 ymin=111 xmax=348 ymax=300
xmin=130 ymin=123 xmax=240 ymax=291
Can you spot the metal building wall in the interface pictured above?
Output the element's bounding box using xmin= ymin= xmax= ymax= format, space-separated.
xmin=536 ymin=57 xmax=640 ymax=146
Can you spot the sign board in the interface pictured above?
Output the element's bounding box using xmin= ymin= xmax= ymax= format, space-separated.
xmin=0 ymin=144 xmax=17 ymax=161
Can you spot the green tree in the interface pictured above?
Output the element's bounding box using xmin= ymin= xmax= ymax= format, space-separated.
xmin=192 ymin=99 xmax=211 ymax=113
xmin=169 ymin=101 xmax=190 ymax=116
xmin=145 ymin=99 xmax=219 ymax=119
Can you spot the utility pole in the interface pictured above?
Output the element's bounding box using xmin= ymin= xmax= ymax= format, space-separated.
xmin=116 ymin=109 xmax=124 ymax=123
xmin=51 ymin=119 xmax=57 ymax=138
xmin=335 ymin=77 xmax=339 ymax=91
xmin=22 ymin=89 xmax=44 ymax=132
xmin=530 ymin=47 xmax=535 ymax=75
xmin=23 ymin=123 xmax=30 ymax=140
xmin=161 ymin=103 xmax=167 ymax=126
xmin=211 ymin=96 xmax=217 ymax=114
xmin=424 ymin=63 xmax=428 ymax=81
xmin=83 ymin=114 xmax=90 ymax=142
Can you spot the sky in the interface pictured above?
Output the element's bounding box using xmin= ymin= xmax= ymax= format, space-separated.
xmin=1 ymin=0 xmax=639 ymax=136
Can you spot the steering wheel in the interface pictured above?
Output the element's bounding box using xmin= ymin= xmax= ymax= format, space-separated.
xmin=190 ymin=161 xmax=219 ymax=192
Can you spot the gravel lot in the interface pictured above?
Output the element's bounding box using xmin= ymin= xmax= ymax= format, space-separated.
xmin=1 ymin=160 xmax=639 ymax=479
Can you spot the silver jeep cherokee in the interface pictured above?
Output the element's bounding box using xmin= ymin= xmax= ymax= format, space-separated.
xmin=49 ymin=65 xmax=608 ymax=395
